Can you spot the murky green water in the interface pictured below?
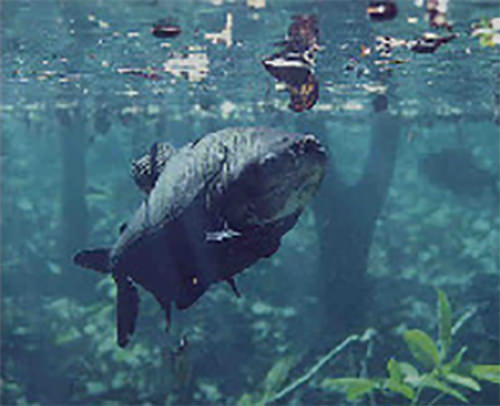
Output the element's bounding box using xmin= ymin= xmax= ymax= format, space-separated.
xmin=1 ymin=0 xmax=499 ymax=404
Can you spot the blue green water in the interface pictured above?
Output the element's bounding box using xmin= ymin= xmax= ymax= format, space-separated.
xmin=1 ymin=0 xmax=499 ymax=405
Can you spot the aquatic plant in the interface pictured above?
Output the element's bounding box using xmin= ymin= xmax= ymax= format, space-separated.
xmin=321 ymin=289 xmax=500 ymax=405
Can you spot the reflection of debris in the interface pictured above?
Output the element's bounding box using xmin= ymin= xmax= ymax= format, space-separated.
xmin=287 ymin=73 xmax=318 ymax=112
xmin=163 ymin=52 xmax=209 ymax=82
xmin=247 ymin=0 xmax=266 ymax=8
xmin=286 ymin=15 xmax=319 ymax=53
xmin=204 ymin=13 xmax=233 ymax=47
xmin=263 ymin=53 xmax=311 ymax=86
xmin=343 ymin=57 xmax=370 ymax=77
xmin=152 ymin=19 xmax=181 ymax=38
xmin=367 ymin=1 xmax=398 ymax=21
xmin=471 ymin=18 xmax=500 ymax=47
xmin=374 ymin=32 xmax=457 ymax=55
xmin=262 ymin=15 xmax=321 ymax=112
xmin=87 ymin=14 xmax=110 ymax=29
xmin=426 ymin=0 xmax=452 ymax=30
xmin=407 ymin=32 xmax=458 ymax=53
xmin=375 ymin=35 xmax=407 ymax=57
xmin=117 ymin=67 xmax=162 ymax=80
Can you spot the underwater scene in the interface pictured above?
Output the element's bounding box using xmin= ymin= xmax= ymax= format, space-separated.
xmin=1 ymin=0 xmax=499 ymax=405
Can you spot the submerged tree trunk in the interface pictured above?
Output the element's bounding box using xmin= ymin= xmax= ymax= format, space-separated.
xmin=57 ymin=104 xmax=91 ymax=299
xmin=299 ymin=109 xmax=401 ymax=341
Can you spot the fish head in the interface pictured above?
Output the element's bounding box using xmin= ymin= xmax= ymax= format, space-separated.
xmin=226 ymin=129 xmax=327 ymax=227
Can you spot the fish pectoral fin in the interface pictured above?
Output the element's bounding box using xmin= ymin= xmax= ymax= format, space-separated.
xmin=115 ymin=276 xmax=139 ymax=348
xmin=73 ymin=248 xmax=111 ymax=273
xmin=226 ymin=277 xmax=241 ymax=298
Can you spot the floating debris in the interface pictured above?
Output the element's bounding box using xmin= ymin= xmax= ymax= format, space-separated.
xmin=152 ymin=19 xmax=181 ymax=39
xmin=262 ymin=15 xmax=321 ymax=112
xmin=366 ymin=1 xmax=398 ymax=22
xmin=204 ymin=13 xmax=233 ymax=47
xmin=117 ymin=67 xmax=162 ymax=80
xmin=374 ymin=32 xmax=457 ymax=56
xmin=407 ymin=32 xmax=458 ymax=53
xmin=426 ymin=0 xmax=452 ymax=30
xmin=163 ymin=52 xmax=209 ymax=82
xmin=247 ymin=0 xmax=266 ymax=9
xmin=471 ymin=18 xmax=500 ymax=47
xmin=287 ymin=73 xmax=319 ymax=112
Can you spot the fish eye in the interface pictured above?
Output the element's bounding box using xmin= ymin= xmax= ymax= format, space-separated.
xmin=282 ymin=137 xmax=289 ymax=143
xmin=191 ymin=276 xmax=198 ymax=286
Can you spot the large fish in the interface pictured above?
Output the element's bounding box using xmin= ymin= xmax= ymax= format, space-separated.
xmin=74 ymin=127 xmax=327 ymax=347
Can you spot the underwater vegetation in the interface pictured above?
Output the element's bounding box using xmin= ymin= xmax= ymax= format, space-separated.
xmin=1 ymin=0 xmax=499 ymax=405
xmin=322 ymin=290 xmax=500 ymax=405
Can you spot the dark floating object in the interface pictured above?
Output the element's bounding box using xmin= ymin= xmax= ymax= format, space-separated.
xmin=262 ymin=53 xmax=311 ymax=86
xmin=419 ymin=147 xmax=498 ymax=197
xmin=367 ymin=1 xmax=398 ymax=22
xmin=408 ymin=32 xmax=458 ymax=53
xmin=117 ymin=67 xmax=162 ymax=80
xmin=73 ymin=127 xmax=327 ymax=347
xmin=287 ymin=14 xmax=319 ymax=53
xmin=426 ymin=0 xmax=453 ymax=31
xmin=152 ymin=20 xmax=181 ymax=38
xmin=262 ymin=14 xmax=321 ymax=112
xmin=288 ymin=73 xmax=319 ymax=112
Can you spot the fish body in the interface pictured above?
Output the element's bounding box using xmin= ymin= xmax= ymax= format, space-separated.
xmin=74 ymin=127 xmax=327 ymax=346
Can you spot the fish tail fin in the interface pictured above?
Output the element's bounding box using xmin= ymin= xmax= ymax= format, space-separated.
xmin=115 ymin=276 xmax=139 ymax=347
xmin=73 ymin=248 xmax=111 ymax=273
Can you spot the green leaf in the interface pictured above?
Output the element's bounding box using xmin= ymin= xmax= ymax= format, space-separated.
xmin=421 ymin=376 xmax=468 ymax=403
xmin=470 ymin=365 xmax=500 ymax=384
xmin=444 ymin=373 xmax=481 ymax=391
xmin=387 ymin=358 xmax=401 ymax=382
xmin=385 ymin=379 xmax=415 ymax=400
xmin=86 ymin=381 xmax=107 ymax=395
xmin=404 ymin=329 xmax=440 ymax=369
xmin=399 ymin=362 xmax=420 ymax=384
xmin=263 ymin=355 xmax=296 ymax=395
xmin=437 ymin=289 xmax=452 ymax=360
xmin=445 ymin=346 xmax=467 ymax=373
xmin=321 ymin=378 xmax=378 ymax=400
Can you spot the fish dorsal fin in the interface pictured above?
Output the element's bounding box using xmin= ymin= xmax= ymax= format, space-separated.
xmin=115 ymin=275 xmax=139 ymax=348
xmin=131 ymin=141 xmax=176 ymax=194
